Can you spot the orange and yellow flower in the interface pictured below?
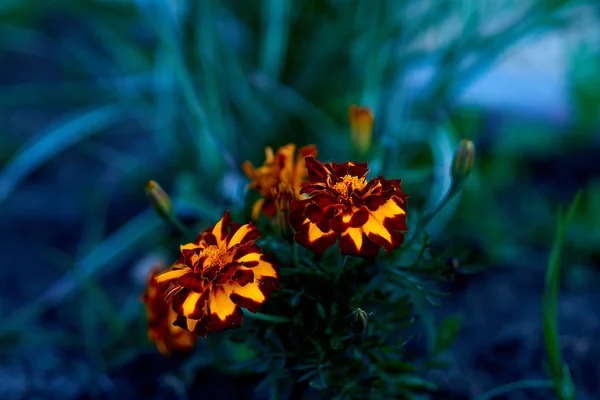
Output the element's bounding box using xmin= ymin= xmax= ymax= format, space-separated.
xmin=141 ymin=266 xmax=197 ymax=355
xmin=155 ymin=210 xmax=279 ymax=337
xmin=242 ymin=144 xmax=317 ymax=220
xmin=289 ymin=157 xmax=408 ymax=257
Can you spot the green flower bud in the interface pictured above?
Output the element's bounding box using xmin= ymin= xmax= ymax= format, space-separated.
xmin=349 ymin=308 xmax=368 ymax=334
xmin=145 ymin=180 xmax=174 ymax=220
xmin=451 ymin=139 xmax=475 ymax=183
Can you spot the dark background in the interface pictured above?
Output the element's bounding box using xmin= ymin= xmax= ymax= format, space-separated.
xmin=1 ymin=1 xmax=600 ymax=399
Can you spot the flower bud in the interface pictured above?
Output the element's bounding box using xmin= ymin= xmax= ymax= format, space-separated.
xmin=349 ymin=105 xmax=374 ymax=156
xmin=349 ymin=308 xmax=368 ymax=335
xmin=145 ymin=180 xmax=174 ymax=220
xmin=451 ymin=139 xmax=475 ymax=183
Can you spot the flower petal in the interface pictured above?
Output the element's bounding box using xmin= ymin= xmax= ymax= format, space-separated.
xmin=155 ymin=267 xmax=191 ymax=293
xmin=209 ymin=210 xmax=231 ymax=244
xmin=305 ymin=157 xmax=333 ymax=182
xmin=206 ymin=284 xmax=244 ymax=332
xmin=229 ymin=267 xmax=255 ymax=286
xmin=172 ymin=287 xmax=209 ymax=319
xmin=227 ymin=222 xmax=261 ymax=248
xmin=339 ymin=227 xmax=380 ymax=257
xmin=174 ymin=314 xmax=210 ymax=337
xmin=251 ymin=198 xmax=265 ymax=221
xmin=293 ymin=218 xmax=338 ymax=256
xmin=226 ymin=281 xmax=266 ymax=313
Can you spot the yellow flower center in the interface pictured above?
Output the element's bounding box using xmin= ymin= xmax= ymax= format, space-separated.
xmin=199 ymin=245 xmax=226 ymax=267
xmin=333 ymin=175 xmax=367 ymax=198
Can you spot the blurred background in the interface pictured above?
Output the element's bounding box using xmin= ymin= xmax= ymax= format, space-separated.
xmin=1 ymin=0 xmax=600 ymax=399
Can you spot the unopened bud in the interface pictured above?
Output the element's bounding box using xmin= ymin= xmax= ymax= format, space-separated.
xmin=451 ymin=139 xmax=475 ymax=183
xmin=349 ymin=308 xmax=368 ymax=334
xmin=349 ymin=105 xmax=374 ymax=157
xmin=145 ymin=180 xmax=174 ymax=220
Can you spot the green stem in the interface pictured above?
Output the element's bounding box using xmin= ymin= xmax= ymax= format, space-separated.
xmin=292 ymin=240 xmax=300 ymax=268
xmin=473 ymin=380 xmax=554 ymax=400
xmin=168 ymin=214 xmax=192 ymax=238
xmin=405 ymin=184 xmax=460 ymax=248
xmin=335 ymin=254 xmax=349 ymax=284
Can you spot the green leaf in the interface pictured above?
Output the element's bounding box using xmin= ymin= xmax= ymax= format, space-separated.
xmin=542 ymin=190 xmax=581 ymax=400
xmin=432 ymin=314 xmax=463 ymax=355
xmin=0 ymin=104 xmax=125 ymax=204
xmin=317 ymin=302 xmax=326 ymax=320
xmin=395 ymin=374 xmax=437 ymax=391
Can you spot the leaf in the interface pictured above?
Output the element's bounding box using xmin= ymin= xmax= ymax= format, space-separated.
xmin=432 ymin=314 xmax=463 ymax=355
xmin=542 ymin=190 xmax=581 ymax=400
xmin=395 ymin=374 xmax=437 ymax=391
xmin=316 ymin=302 xmax=326 ymax=320
xmin=0 ymin=104 xmax=125 ymax=204
xmin=297 ymin=369 xmax=318 ymax=383
xmin=0 ymin=209 xmax=162 ymax=334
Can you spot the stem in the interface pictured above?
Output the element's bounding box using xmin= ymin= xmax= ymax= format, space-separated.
xmin=292 ymin=241 xmax=300 ymax=268
xmin=405 ymin=184 xmax=460 ymax=248
xmin=335 ymin=254 xmax=349 ymax=284
xmin=473 ymin=380 xmax=554 ymax=400
xmin=169 ymin=215 xmax=191 ymax=237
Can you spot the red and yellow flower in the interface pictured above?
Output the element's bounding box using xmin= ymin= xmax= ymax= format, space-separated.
xmin=242 ymin=144 xmax=317 ymax=220
xmin=155 ymin=210 xmax=279 ymax=337
xmin=290 ymin=157 xmax=408 ymax=257
xmin=141 ymin=266 xmax=197 ymax=355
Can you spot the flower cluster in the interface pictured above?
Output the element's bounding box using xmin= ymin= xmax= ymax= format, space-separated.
xmin=142 ymin=106 xmax=408 ymax=346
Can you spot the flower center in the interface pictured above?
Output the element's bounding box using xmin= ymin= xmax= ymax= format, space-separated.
xmin=199 ymin=245 xmax=225 ymax=267
xmin=333 ymin=174 xmax=367 ymax=198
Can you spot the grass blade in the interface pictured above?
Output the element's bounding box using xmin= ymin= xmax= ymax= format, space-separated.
xmin=542 ymin=190 xmax=581 ymax=400
xmin=0 ymin=104 xmax=125 ymax=204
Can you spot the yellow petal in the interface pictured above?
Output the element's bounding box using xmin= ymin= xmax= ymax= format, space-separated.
xmin=209 ymin=285 xmax=238 ymax=322
xmin=155 ymin=268 xmax=189 ymax=285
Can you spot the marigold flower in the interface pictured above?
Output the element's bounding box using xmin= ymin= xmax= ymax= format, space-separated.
xmin=155 ymin=210 xmax=279 ymax=337
xmin=141 ymin=266 xmax=197 ymax=355
xmin=242 ymin=144 xmax=317 ymax=220
xmin=290 ymin=157 xmax=408 ymax=257
xmin=349 ymin=105 xmax=374 ymax=156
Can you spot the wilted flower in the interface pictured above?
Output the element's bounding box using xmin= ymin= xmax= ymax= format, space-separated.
xmin=290 ymin=157 xmax=408 ymax=257
xmin=141 ymin=266 xmax=197 ymax=355
xmin=242 ymin=144 xmax=317 ymax=220
xmin=155 ymin=211 xmax=279 ymax=337
xmin=349 ymin=105 xmax=374 ymax=156
xmin=451 ymin=139 xmax=475 ymax=183
xmin=271 ymin=182 xmax=296 ymax=240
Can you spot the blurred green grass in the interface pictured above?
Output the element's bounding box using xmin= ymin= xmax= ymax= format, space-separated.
xmin=1 ymin=0 xmax=600 ymax=397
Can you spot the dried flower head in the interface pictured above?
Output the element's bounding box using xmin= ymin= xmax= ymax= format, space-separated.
xmin=155 ymin=211 xmax=279 ymax=337
xmin=242 ymin=144 xmax=317 ymax=220
xmin=141 ymin=266 xmax=197 ymax=355
xmin=290 ymin=157 xmax=408 ymax=257
xmin=271 ymin=182 xmax=296 ymax=240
